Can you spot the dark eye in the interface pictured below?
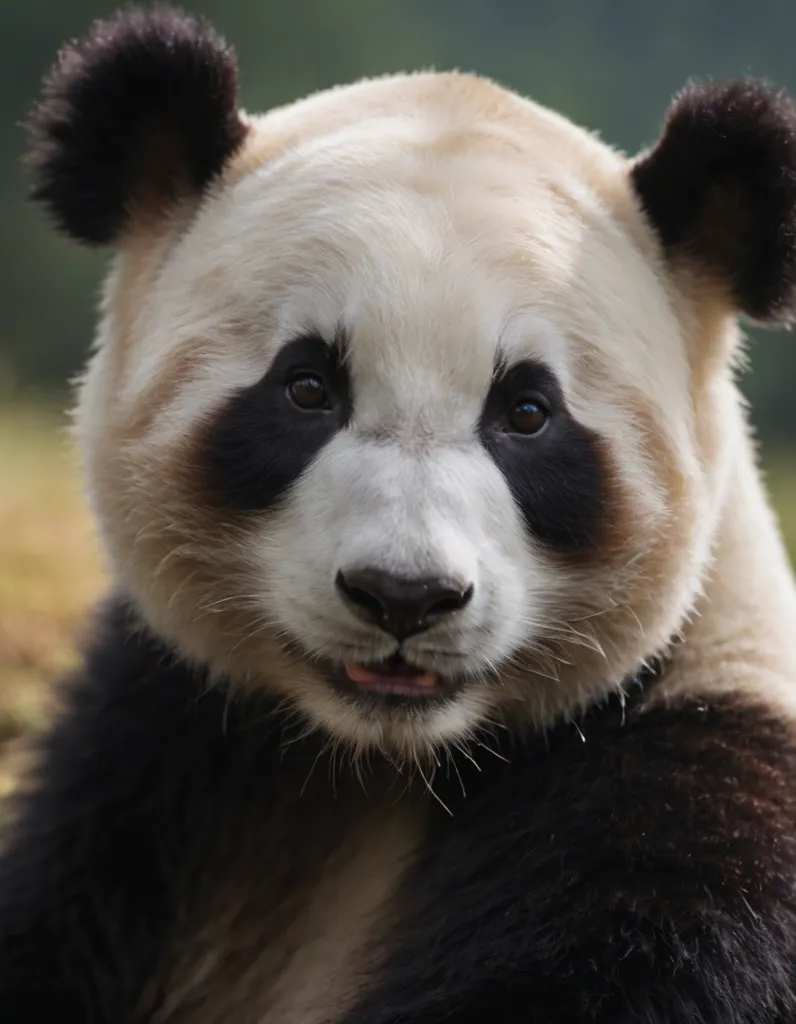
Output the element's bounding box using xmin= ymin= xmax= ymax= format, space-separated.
xmin=287 ymin=372 xmax=331 ymax=411
xmin=507 ymin=396 xmax=549 ymax=436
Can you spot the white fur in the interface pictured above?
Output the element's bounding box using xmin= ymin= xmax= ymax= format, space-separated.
xmin=73 ymin=70 xmax=796 ymax=760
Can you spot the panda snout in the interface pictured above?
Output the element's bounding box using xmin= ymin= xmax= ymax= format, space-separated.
xmin=334 ymin=568 xmax=474 ymax=641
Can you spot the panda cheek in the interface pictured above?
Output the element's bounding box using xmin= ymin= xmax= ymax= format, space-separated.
xmin=487 ymin=426 xmax=613 ymax=554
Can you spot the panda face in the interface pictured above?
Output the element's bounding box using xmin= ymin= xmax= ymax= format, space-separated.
xmin=68 ymin=71 xmax=739 ymax=758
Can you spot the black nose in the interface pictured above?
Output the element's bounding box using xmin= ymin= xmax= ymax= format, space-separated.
xmin=335 ymin=569 xmax=474 ymax=640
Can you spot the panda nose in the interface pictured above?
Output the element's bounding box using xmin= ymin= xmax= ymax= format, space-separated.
xmin=335 ymin=569 xmax=474 ymax=640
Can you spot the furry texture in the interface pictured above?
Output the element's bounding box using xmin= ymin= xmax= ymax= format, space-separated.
xmin=66 ymin=65 xmax=703 ymax=754
xmin=203 ymin=333 xmax=353 ymax=511
xmin=0 ymin=597 xmax=243 ymax=1020
xmin=11 ymin=7 xmax=796 ymax=1021
xmin=26 ymin=5 xmax=247 ymax=244
xmin=3 ymin=600 xmax=796 ymax=1022
xmin=348 ymin=690 xmax=796 ymax=1024
xmin=479 ymin=359 xmax=614 ymax=552
xmin=632 ymin=78 xmax=796 ymax=323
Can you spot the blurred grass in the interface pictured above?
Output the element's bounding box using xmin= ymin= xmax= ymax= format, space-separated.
xmin=0 ymin=400 xmax=794 ymax=796
xmin=0 ymin=399 xmax=106 ymax=797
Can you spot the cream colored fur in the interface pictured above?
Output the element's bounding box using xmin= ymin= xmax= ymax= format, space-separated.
xmin=141 ymin=769 xmax=424 ymax=1024
xmin=72 ymin=70 xmax=796 ymax=762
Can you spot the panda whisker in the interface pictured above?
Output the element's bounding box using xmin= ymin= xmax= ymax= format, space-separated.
xmin=546 ymin=625 xmax=606 ymax=658
xmin=198 ymin=593 xmax=265 ymax=613
xmin=480 ymin=710 xmax=511 ymax=736
xmin=473 ymin=739 xmax=510 ymax=764
xmin=349 ymin=745 xmax=371 ymax=796
xmin=225 ymin=616 xmax=295 ymax=655
xmin=300 ymin=738 xmax=331 ymax=797
xmin=568 ymin=602 xmax=619 ymax=623
xmin=164 ymin=571 xmax=205 ymax=613
xmin=328 ymin=736 xmax=346 ymax=798
xmin=625 ymin=605 xmax=648 ymax=643
xmin=453 ymin=740 xmax=482 ymax=772
xmin=279 ymin=715 xmax=321 ymax=758
xmin=385 ymin=753 xmax=414 ymax=805
xmin=506 ymin=655 xmax=561 ymax=685
xmin=414 ymin=756 xmax=453 ymax=818
xmin=444 ymin=744 xmax=467 ymax=799
xmin=537 ymin=632 xmax=604 ymax=659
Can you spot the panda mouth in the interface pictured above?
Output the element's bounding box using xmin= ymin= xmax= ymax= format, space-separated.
xmin=330 ymin=654 xmax=461 ymax=702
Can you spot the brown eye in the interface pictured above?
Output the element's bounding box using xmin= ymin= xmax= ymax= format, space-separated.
xmin=507 ymin=397 xmax=549 ymax=436
xmin=287 ymin=373 xmax=331 ymax=411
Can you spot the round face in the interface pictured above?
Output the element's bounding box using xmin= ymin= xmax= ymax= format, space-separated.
xmin=76 ymin=73 xmax=727 ymax=758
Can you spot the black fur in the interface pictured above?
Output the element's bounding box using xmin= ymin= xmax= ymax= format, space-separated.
xmin=25 ymin=6 xmax=248 ymax=244
xmin=480 ymin=360 xmax=612 ymax=552
xmin=632 ymin=78 xmax=796 ymax=323
xmin=347 ymin=692 xmax=796 ymax=1024
xmin=2 ymin=597 xmax=796 ymax=1022
xmin=0 ymin=597 xmax=287 ymax=1021
xmin=202 ymin=333 xmax=352 ymax=511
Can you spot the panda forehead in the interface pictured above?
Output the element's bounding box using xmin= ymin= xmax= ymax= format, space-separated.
xmin=216 ymin=167 xmax=580 ymax=397
xmin=203 ymin=119 xmax=596 ymax=308
xmin=270 ymin=296 xmax=571 ymax=419
xmin=284 ymin=307 xmax=568 ymax=378
xmin=137 ymin=117 xmax=681 ymax=435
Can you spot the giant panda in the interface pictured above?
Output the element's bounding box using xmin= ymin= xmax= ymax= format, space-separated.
xmin=3 ymin=5 xmax=796 ymax=1022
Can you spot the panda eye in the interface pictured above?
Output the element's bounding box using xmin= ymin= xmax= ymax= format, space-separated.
xmin=287 ymin=372 xmax=331 ymax=411
xmin=507 ymin=395 xmax=549 ymax=436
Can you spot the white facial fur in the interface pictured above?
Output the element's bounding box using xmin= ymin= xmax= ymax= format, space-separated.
xmin=74 ymin=72 xmax=730 ymax=759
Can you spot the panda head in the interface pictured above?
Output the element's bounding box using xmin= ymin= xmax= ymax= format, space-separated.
xmin=28 ymin=7 xmax=796 ymax=758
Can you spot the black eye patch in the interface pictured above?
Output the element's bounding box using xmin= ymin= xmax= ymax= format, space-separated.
xmin=479 ymin=360 xmax=609 ymax=552
xmin=202 ymin=333 xmax=351 ymax=511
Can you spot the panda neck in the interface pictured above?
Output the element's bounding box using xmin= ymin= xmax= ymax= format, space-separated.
xmin=660 ymin=423 xmax=796 ymax=713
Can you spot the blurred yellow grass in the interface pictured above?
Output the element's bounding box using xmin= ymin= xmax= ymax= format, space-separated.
xmin=0 ymin=400 xmax=106 ymax=794
xmin=0 ymin=400 xmax=794 ymax=795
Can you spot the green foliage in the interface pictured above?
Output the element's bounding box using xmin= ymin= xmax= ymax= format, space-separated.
xmin=2 ymin=0 xmax=796 ymax=443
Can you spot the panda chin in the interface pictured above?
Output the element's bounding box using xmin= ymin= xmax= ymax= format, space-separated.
xmin=327 ymin=654 xmax=464 ymax=708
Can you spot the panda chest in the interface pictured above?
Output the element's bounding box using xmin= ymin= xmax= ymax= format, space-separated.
xmin=145 ymin=775 xmax=423 ymax=1024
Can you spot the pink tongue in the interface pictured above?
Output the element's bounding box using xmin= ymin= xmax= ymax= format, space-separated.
xmin=345 ymin=662 xmax=440 ymax=689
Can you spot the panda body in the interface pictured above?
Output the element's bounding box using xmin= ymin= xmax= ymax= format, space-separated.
xmin=3 ymin=7 xmax=796 ymax=1022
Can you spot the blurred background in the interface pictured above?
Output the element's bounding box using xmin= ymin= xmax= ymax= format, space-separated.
xmin=1 ymin=0 xmax=796 ymax=784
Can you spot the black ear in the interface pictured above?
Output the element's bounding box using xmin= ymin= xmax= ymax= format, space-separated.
xmin=631 ymin=78 xmax=796 ymax=324
xmin=26 ymin=5 xmax=249 ymax=246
